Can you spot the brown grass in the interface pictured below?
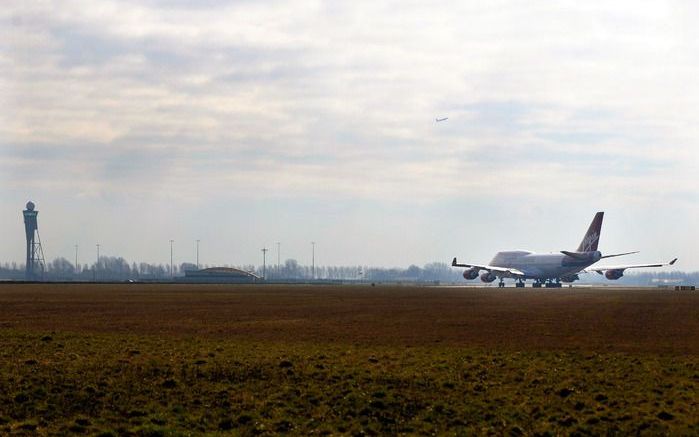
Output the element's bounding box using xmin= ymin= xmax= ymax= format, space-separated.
xmin=0 ymin=283 xmax=697 ymax=352
xmin=0 ymin=283 xmax=697 ymax=435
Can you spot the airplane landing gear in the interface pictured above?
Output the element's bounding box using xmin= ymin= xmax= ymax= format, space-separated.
xmin=498 ymin=279 xmax=505 ymax=288
xmin=516 ymin=279 xmax=525 ymax=288
xmin=532 ymin=280 xmax=543 ymax=288
xmin=544 ymin=279 xmax=563 ymax=288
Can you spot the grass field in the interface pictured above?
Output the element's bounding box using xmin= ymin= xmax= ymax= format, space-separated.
xmin=0 ymin=284 xmax=697 ymax=435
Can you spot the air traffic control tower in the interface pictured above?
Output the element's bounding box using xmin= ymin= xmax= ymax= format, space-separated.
xmin=23 ymin=201 xmax=45 ymax=280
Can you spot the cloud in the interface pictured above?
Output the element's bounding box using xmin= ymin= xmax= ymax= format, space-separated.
xmin=1 ymin=0 xmax=697 ymax=267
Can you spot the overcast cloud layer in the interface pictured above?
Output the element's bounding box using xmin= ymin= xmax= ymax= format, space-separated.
xmin=1 ymin=1 xmax=696 ymax=269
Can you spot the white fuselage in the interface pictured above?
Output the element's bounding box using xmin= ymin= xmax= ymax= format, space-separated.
xmin=490 ymin=250 xmax=594 ymax=280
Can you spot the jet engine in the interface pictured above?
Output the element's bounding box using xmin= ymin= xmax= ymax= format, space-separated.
xmin=605 ymin=269 xmax=624 ymax=280
xmin=480 ymin=272 xmax=497 ymax=283
xmin=463 ymin=267 xmax=480 ymax=280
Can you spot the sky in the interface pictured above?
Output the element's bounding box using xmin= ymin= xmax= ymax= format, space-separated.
xmin=1 ymin=1 xmax=697 ymax=270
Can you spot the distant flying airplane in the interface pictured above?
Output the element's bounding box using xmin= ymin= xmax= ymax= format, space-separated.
xmin=452 ymin=212 xmax=677 ymax=288
xmin=436 ymin=117 xmax=448 ymax=122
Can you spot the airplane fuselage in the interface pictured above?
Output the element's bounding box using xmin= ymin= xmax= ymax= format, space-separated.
xmin=489 ymin=250 xmax=596 ymax=280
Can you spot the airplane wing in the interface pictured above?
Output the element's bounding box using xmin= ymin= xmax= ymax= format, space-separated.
xmin=451 ymin=258 xmax=526 ymax=277
xmin=584 ymin=258 xmax=678 ymax=274
xmin=601 ymin=251 xmax=639 ymax=259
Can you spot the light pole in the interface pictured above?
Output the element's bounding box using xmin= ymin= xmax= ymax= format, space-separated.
xmin=95 ymin=243 xmax=100 ymax=281
xmin=196 ymin=239 xmax=200 ymax=270
xmin=311 ymin=241 xmax=315 ymax=280
xmin=170 ymin=239 xmax=174 ymax=280
xmin=74 ymin=244 xmax=78 ymax=275
xmin=261 ymin=247 xmax=268 ymax=279
xmin=276 ymin=242 xmax=280 ymax=277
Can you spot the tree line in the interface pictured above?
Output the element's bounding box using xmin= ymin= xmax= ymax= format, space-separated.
xmin=0 ymin=257 xmax=462 ymax=282
xmin=0 ymin=257 xmax=695 ymax=285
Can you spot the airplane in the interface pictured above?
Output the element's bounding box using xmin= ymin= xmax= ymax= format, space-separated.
xmin=436 ymin=117 xmax=448 ymax=122
xmin=452 ymin=212 xmax=677 ymax=288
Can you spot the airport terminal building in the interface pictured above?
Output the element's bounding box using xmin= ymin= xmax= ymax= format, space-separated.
xmin=181 ymin=267 xmax=260 ymax=283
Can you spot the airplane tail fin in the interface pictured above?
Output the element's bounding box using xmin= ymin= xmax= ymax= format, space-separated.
xmin=577 ymin=212 xmax=603 ymax=252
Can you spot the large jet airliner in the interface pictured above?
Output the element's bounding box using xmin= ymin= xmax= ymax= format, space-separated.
xmin=452 ymin=212 xmax=677 ymax=288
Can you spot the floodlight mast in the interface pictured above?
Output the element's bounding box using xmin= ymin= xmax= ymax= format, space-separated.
xmin=170 ymin=240 xmax=174 ymax=280
xmin=311 ymin=241 xmax=315 ymax=280
xmin=276 ymin=242 xmax=280 ymax=277
xmin=95 ymin=244 xmax=100 ymax=281
xmin=261 ymin=247 xmax=269 ymax=279
xmin=196 ymin=239 xmax=200 ymax=270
